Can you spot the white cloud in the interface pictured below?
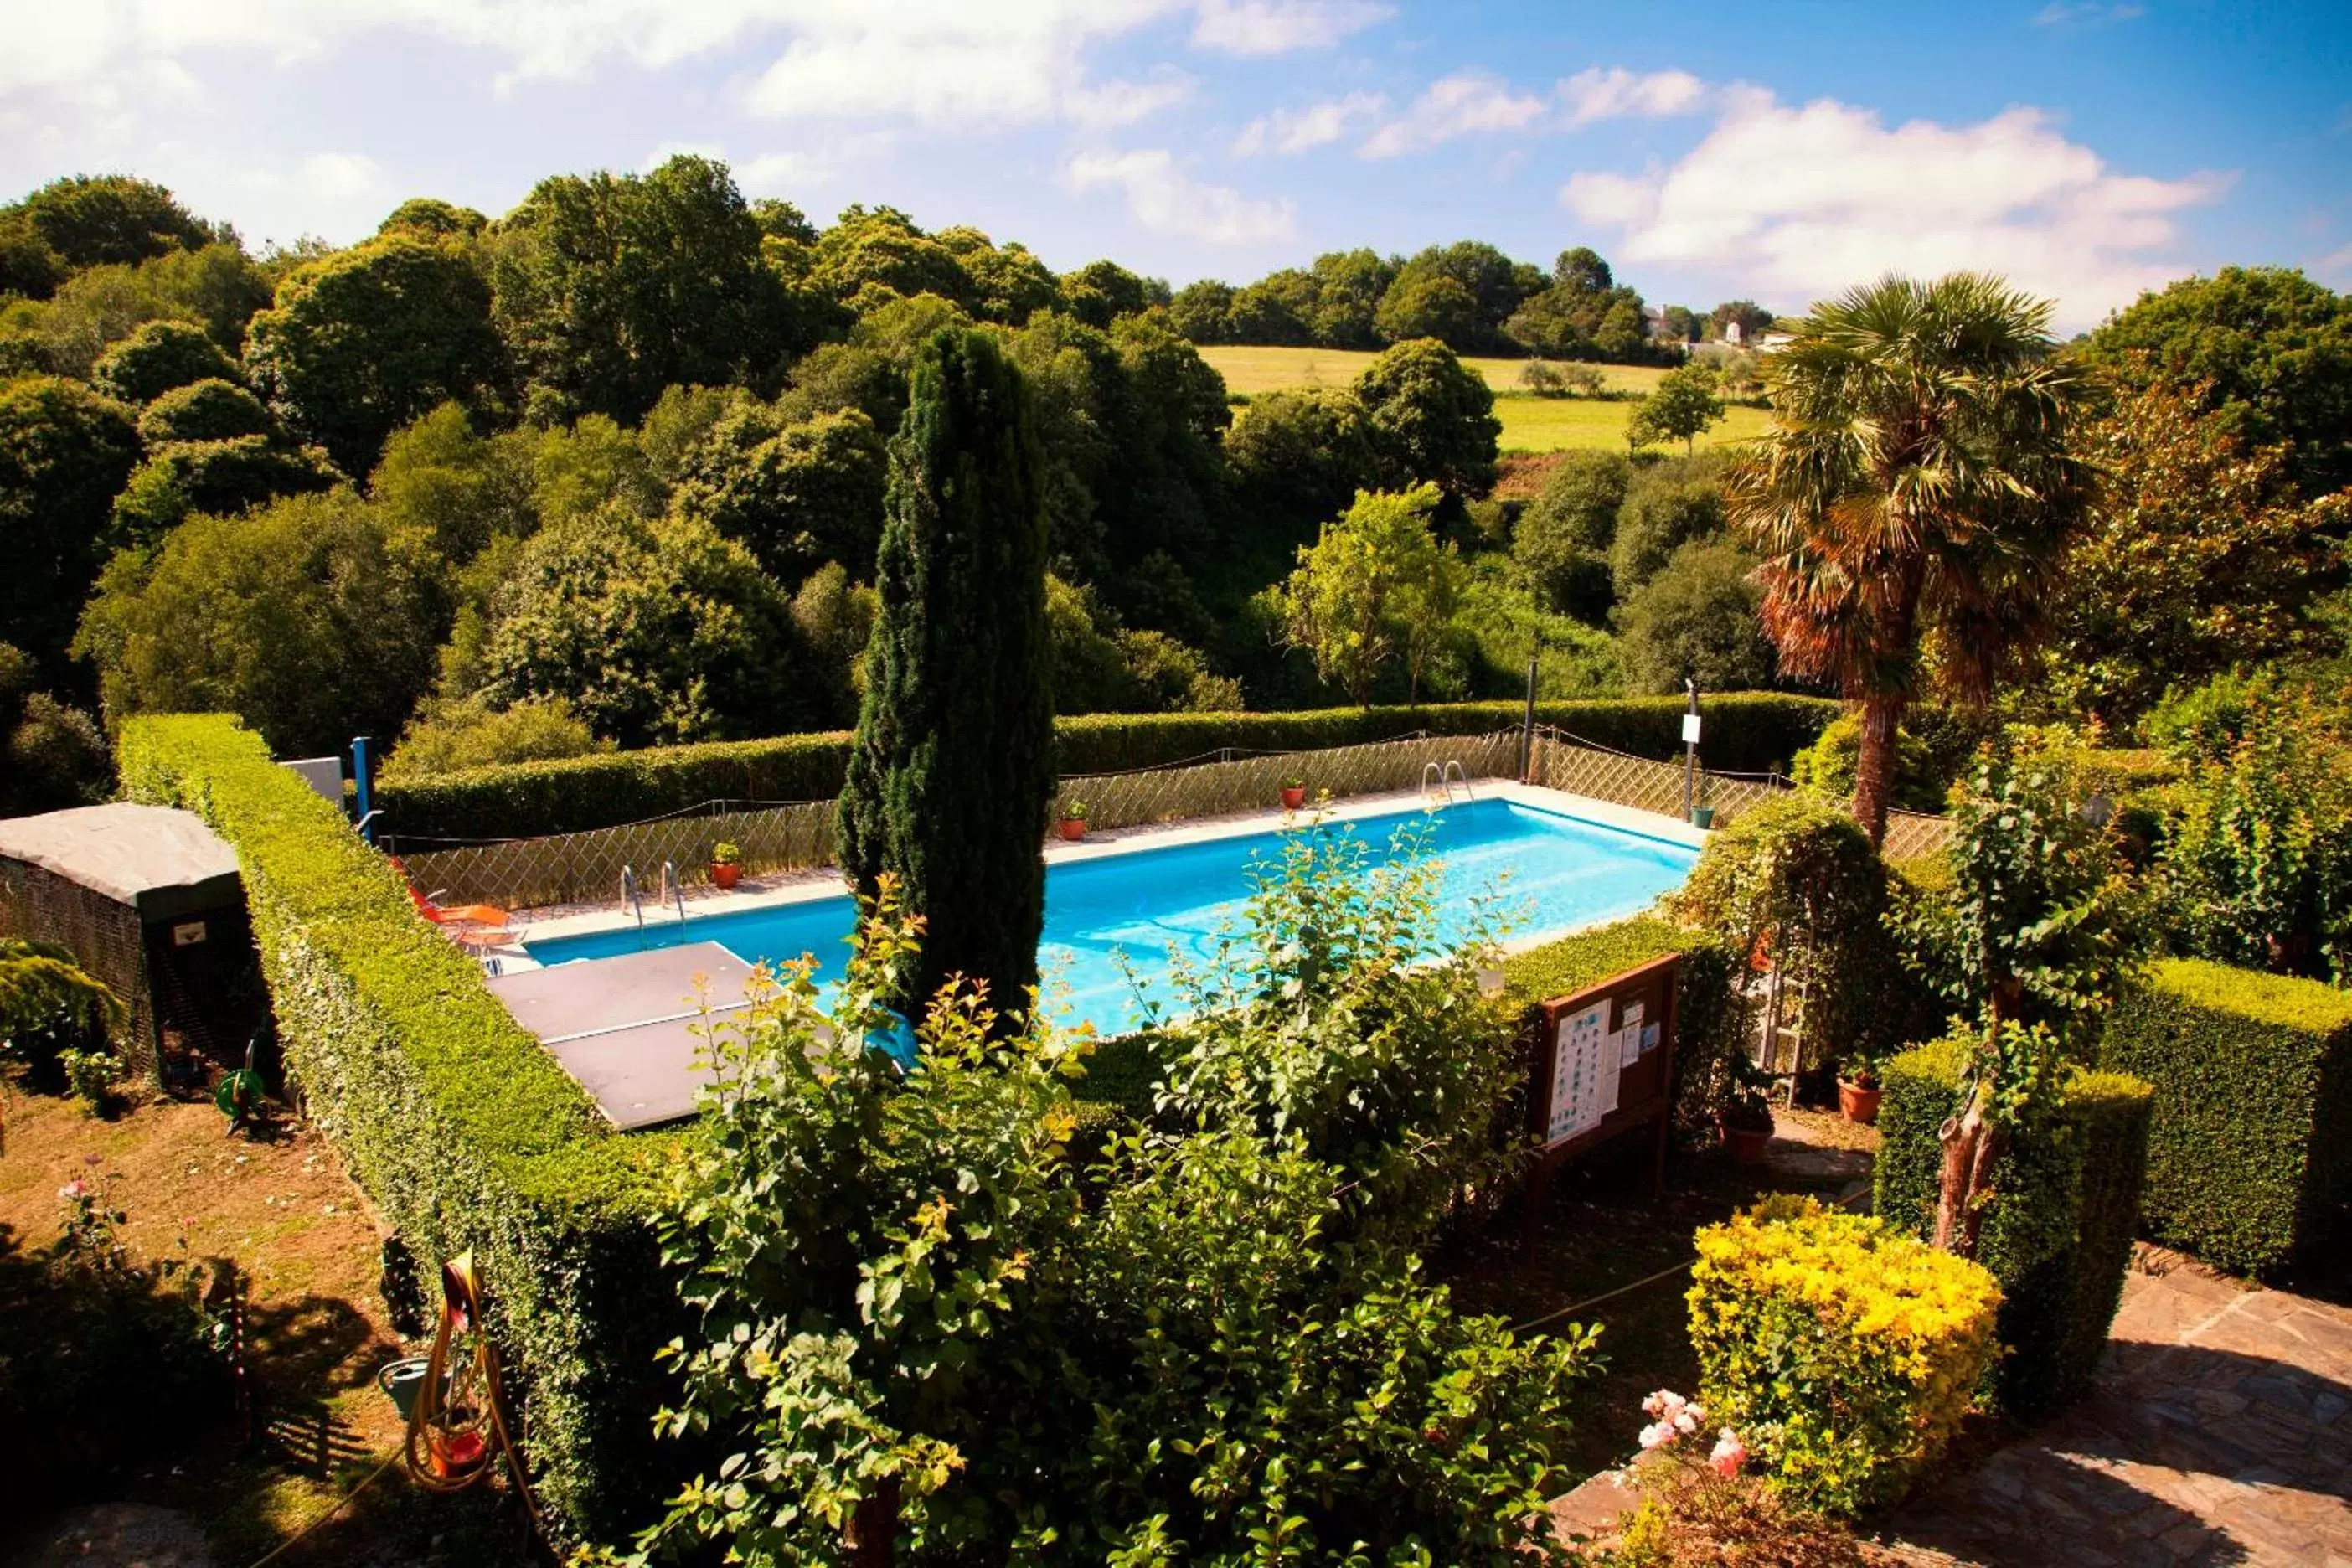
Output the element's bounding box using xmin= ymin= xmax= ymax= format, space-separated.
xmin=1232 ymin=91 xmax=1385 ymax=156
xmin=0 ymin=3 xmax=1194 ymax=121
xmin=1191 ymin=0 xmax=1392 ymax=55
xmin=1560 ymin=89 xmax=2229 ymax=329
xmin=735 ymin=132 xmax=898 ymax=191
xmin=2033 ymin=3 xmax=2146 ymax=27
xmin=2317 ymin=241 xmax=2352 ymax=280
xmin=1559 ymin=66 xmax=1707 ymax=127
xmin=1359 ymin=71 xmax=1550 ymax=157
xmin=640 ymin=140 xmax=725 ymax=173
xmin=301 ymin=152 xmax=381 ymax=199
xmin=1065 ymin=147 xmax=1295 ymax=244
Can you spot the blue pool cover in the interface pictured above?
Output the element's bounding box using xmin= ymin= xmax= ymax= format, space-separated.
xmin=524 ymin=797 xmax=1697 ymax=1041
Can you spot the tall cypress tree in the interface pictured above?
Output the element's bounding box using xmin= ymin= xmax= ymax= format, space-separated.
xmin=838 ymin=328 xmax=1055 ymax=1018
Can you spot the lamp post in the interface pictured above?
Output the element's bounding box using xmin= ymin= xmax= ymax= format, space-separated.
xmin=1682 ymin=678 xmax=1701 ymax=823
xmin=1519 ymin=632 xmax=1542 ymax=783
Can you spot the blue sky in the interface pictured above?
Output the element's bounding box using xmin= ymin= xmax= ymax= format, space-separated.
xmin=3 ymin=0 xmax=2346 ymax=331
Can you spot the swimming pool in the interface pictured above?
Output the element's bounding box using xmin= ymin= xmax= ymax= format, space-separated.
xmin=522 ymin=796 xmax=1699 ymax=1037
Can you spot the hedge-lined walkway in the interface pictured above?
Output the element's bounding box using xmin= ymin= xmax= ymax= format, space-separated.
xmin=1885 ymin=1250 xmax=2352 ymax=1567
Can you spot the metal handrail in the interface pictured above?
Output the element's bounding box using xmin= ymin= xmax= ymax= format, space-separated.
xmin=1442 ymin=759 xmax=1472 ymax=802
xmin=620 ymin=864 xmax=644 ymax=931
xmin=661 ymin=860 xmax=688 ymax=925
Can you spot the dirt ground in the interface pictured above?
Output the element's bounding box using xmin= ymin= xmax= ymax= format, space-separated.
xmin=0 ymin=1077 xmax=535 ymax=1568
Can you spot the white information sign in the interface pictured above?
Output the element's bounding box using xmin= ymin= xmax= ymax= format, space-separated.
xmin=1617 ymin=999 xmax=1645 ymax=1068
xmin=1547 ymin=1003 xmax=1610 ymax=1144
xmin=1682 ymin=712 xmax=1703 ymax=745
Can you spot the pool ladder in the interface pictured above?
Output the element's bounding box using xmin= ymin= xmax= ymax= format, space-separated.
xmin=622 ymin=863 xmax=691 ymax=948
xmin=621 ymin=864 xmax=645 ymax=935
xmin=1421 ymin=759 xmax=1473 ymax=808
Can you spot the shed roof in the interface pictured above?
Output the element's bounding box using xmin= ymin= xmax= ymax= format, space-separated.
xmin=0 ymin=803 xmax=242 ymax=922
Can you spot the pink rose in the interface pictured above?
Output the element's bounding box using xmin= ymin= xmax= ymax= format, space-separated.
xmin=1709 ymin=1428 xmax=1747 ymax=1478
xmin=58 ymin=1179 xmax=90 ymax=1199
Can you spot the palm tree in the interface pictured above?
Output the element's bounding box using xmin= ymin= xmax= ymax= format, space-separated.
xmin=1730 ymin=274 xmax=2093 ymax=847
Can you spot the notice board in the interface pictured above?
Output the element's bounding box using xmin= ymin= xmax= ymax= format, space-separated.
xmin=1524 ymin=952 xmax=1679 ymax=1208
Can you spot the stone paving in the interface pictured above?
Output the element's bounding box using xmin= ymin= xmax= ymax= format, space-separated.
xmin=1885 ymin=1251 xmax=2352 ymax=1567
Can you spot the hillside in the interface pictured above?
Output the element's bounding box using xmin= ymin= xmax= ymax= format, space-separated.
xmin=1202 ymin=345 xmax=1772 ymax=453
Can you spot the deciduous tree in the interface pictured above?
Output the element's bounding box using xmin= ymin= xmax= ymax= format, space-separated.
xmin=1354 ymin=338 xmax=1499 ymax=503
xmin=0 ymin=376 xmax=142 ymax=673
xmin=245 ymin=235 xmax=506 ymax=477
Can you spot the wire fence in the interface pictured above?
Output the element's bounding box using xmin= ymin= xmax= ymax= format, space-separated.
xmin=391 ymin=724 xmax=1952 ymax=911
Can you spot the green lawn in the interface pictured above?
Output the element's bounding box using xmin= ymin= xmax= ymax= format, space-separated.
xmin=1200 ymin=343 xmax=1769 ymax=454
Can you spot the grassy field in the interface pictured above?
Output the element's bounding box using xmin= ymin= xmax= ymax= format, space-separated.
xmin=1199 ymin=343 xmax=1674 ymax=398
xmin=1495 ymin=396 xmax=1771 ymax=455
xmin=1200 ymin=343 xmax=1770 ymax=455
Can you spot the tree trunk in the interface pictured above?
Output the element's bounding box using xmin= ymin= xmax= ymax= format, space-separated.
xmin=1850 ymin=689 xmax=1907 ymax=851
xmin=848 ymin=1477 xmax=900 ymax=1568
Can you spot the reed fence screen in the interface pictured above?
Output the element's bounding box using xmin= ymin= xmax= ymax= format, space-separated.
xmin=390 ymin=724 xmax=1948 ymax=911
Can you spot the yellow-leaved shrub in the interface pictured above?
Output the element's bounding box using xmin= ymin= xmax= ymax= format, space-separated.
xmin=1688 ymin=1195 xmax=2001 ymax=1514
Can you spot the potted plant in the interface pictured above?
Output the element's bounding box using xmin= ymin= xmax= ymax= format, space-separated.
xmin=1280 ymin=773 xmax=1307 ymax=810
xmin=710 ymin=841 xmax=742 ymax=890
xmin=1716 ymin=1055 xmax=1776 ymax=1166
xmin=1058 ymin=800 xmax=1089 ymax=841
xmin=1838 ymin=1052 xmax=1881 ymax=1125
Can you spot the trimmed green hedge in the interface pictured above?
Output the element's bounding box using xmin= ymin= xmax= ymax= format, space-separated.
xmin=377 ymin=694 xmax=1839 ymax=842
xmin=1875 ymin=1039 xmax=2153 ymax=1422
xmin=2098 ymin=958 xmax=2352 ymax=1276
xmin=1503 ymin=915 xmax=1738 ymax=1147
xmin=118 ymin=716 xmax=679 ymax=1545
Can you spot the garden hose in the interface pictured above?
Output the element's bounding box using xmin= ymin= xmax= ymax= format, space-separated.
xmin=403 ymin=1251 xmax=539 ymax=1529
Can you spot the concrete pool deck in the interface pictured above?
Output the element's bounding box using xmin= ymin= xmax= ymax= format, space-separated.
xmin=486 ymin=779 xmax=1708 ymax=972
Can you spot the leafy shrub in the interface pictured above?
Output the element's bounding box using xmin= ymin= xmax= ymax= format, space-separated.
xmin=1687 ymin=1195 xmax=2001 ymax=1514
xmin=1142 ymin=815 xmax=1518 ymax=1242
xmin=2139 ymin=668 xmax=2281 ymax=761
xmin=0 ymin=1177 xmax=230 ymax=1514
xmin=645 ymin=879 xmax=1600 ymax=1565
xmin=59 ymin=1045 xmax=125 ymax=1113
xmin=1503 ymin=915 xmax=1739 ymax=1147
xmin=1787 ymin=712 xmax=1947 ymax=810
xmin=118 ymin=714 xmax=678 ymax=1544
xmin=1671 ymin=792 xmax=1914 ymax=1075
xmin=1875 ymin=1039 xmax=2153 ymax=1421
xmin=383 ymin=695 xmax=610 ymax=779
xmin=2153 ymin=707 xmax=2352 ymax=981
xmin=374 ymin=693 xmax=1839 ymax=841
xmin=0 ymin=936 xmax=125 ymax=1090
xmin=2099 ymin=957 xmax=2352 ymax=1275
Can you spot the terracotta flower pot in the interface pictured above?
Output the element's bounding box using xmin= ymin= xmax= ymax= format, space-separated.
xmin=711 ymin=862 xmax=741 ymax=890
xmin=1838 ymin=1079 xmax=1881 ymax=1125
xmin=1719 ymin=1117 xmax=1773 ymax=1166
xmin=1281 ymin=786 xmax=1307 ymax=810
xmin=1060 ymin=818 xmax=1086 ymax=841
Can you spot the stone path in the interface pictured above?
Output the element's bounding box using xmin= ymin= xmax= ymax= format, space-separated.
xmin=1886 ymin=1251 xmax=2352 ymax=1567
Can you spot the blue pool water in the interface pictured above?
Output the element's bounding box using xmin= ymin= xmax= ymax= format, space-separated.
xmin=523 ymin=798 xmax=1697 ymax=1037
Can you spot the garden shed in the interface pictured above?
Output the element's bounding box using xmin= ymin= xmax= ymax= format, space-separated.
xmin=0 ymin=802 xmax=263 ymax=1083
